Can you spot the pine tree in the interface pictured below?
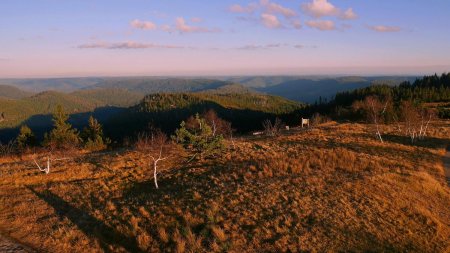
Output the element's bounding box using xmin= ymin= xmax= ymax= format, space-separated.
xmin=43 ymin=105 xmax=80 ymax=150
xmin=173 ymin=113 xmax=224 ymax=161
xmin=81 ymin=116 xmax=109 ymax=151
xmin=17 ymin=125 xmax=35 ymax=150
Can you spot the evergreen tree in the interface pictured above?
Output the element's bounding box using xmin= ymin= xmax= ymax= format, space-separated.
xmin=81 ymin=116 xmax=109 ymax=151
xmin=173 ymin=113 xmax=224 ymax=161
xmin=16 ymin=125 xmax=35 ymax=150
xmin=43 ymin=105 xmax=80 ymax=149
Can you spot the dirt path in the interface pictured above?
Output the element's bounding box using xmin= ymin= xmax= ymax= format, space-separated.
xmin=445 ymin=147 xmax=450 ymax=187
xmin=0 ymin=234 xmax=32 ymax=253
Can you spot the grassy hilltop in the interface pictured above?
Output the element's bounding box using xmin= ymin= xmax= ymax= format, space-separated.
xmin=0 ymin=121 xmax=449 ymax=252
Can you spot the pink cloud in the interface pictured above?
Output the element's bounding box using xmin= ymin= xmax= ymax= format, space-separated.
xmin=236 ymin=43 xmax=284 ymax=50
xmin=261 ymin=0 xmax=297 ymax=18
xmin=341 ymin=8 xmax=357 ymax=20
xmin=229 ymin=3 xmax=258 ymax=13
xmin=130 ymin=19 xmax=157 ymax=30
xmin=261 ymin=13 xmax=282 ymax=29
xmin=175 ymin=17 xmax=219 ymax=33
xmin=230 ymin=1 xmax=301 ymax=30
xmin=302 ymin=0 xmax=357 ymax=20
xmin=369 ymin=25 xmax=401 ymax=32
xmin=306 ymin=20 xmax=336 ymax=31
xmin=78 ymin=41 xmax=184 ymax=49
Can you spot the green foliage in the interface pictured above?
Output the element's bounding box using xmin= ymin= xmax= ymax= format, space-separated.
xmin=0 ymin=88 xmax=143 ymax=129
xmin=16 ymin=125 xmax=35 ymax=150
xmin=173 ymin=114 xmax=224 ymax=160
xmin=81 ymin=116 xmax=109 ymax=151
xmin=43 ymin=105 xmax=80 ymax=149
xmin=334 ymin=73 xmax=450 ymax=107
xmin=138 ymin=93 xmax=302 ymax=114
xmin=316 ymin=73 xmax=450 ymax=120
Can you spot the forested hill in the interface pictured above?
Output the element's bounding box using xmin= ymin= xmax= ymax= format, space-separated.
xmin=305 ymin=73 xmax=450 ymax=119
xmin=87 ymin=78 xmax=237 ymax=94
xmin=104 ymin=92 xmax=303 ymax=139
xmin=0 ymin=85 xmax=34 ymax=99
xmin=333 ymin=73 xmax=450 ymax=107
xmin=0 ymin=88 xmax=145 ymax=129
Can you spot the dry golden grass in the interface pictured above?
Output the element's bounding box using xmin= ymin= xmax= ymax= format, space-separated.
xmin=0 ymin=121 xmax=449 ymax=252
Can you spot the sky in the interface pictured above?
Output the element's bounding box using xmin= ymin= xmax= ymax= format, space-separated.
xmin=1 ymin=0 xmax=450 ymax=78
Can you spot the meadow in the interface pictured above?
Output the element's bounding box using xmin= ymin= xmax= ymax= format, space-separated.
xmin=0 ymin=121 xmax=449 ymax=252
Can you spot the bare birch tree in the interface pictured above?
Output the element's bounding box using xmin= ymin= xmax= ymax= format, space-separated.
xmin=353 ymin=95 xmax=390 ymax=142
xmin=136 ymin=129 xmax=171 ymax=189
xmin=400 ymin=101 xmax=435 ymax=143
xmin=262 ymin=118 xmax=284 ymax=137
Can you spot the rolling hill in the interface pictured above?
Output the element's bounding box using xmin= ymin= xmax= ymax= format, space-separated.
xmin=0 ymin=85 xmax=34 ymax=99
xmin=1 ymin=76 xmax=419 ymax=104
xmin=87 ymin=78 xmax=237 ymax=94
xmin=0 ymin=85 xmax=302 ymax=143
xmin=104 ymin=92 xmax=303 ymax=140
xmin=0 ymin=88 xmax=147 ymax=142
xmin=0 ymin=77 xmax=104 ymax=92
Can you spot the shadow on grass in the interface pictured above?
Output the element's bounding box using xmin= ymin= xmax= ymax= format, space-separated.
xmin=383 ymin=134 xmax=450 ymax=149
xmin=27 ymin=186 xmax=142 ymax=253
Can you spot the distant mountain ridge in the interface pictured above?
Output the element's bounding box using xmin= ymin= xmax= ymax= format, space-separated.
xmin=0 ymin=85 xmax=34 ymax=99
xmin=87 ymin=78 xmax=238 ymax=94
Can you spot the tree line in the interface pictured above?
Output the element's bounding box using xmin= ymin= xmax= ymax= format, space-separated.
xmin=302 ymin=73 xmax=450 ymax=120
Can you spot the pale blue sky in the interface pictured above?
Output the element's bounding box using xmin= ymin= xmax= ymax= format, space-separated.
xmin=1 ymin=0 xmax=449 ymax=77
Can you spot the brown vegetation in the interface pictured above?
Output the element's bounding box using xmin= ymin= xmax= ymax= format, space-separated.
xmin=0 ymin=121 xmax=449 ymax=252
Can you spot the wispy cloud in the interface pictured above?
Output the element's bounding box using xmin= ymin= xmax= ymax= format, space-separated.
xmin=236 ymin=43 xmax=284 ymax=50
xmin=228 ymin=3 xmax=258 ymax=13
xmin=260 ymin=0 xmax=297 ymax=18
xmin=260 ymin=13 xmax=282 ymax=29
xmin=341 ymin=8 xmax=357 ymax=20
xmin=130 ymin=19 xmax=157 ymax=30
xmin=302 ymin=0 xmax=357 ymax=20
xmin=306 ymin=20 xmax=336 ymax=31
xmin=368 ymin=25 xmax=401 ymax=32
xmin=130 ymin=17 xmax=219 ymax=33
xmin=78 ymin=41 xmax=186 ymax=50
xmin=229 ymin=0 xmax=300 ymax=30
xmin=175 ymin=17 xmax=220 ymax=33
xmin=235 ymin=43 xmax=315 ymax=50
